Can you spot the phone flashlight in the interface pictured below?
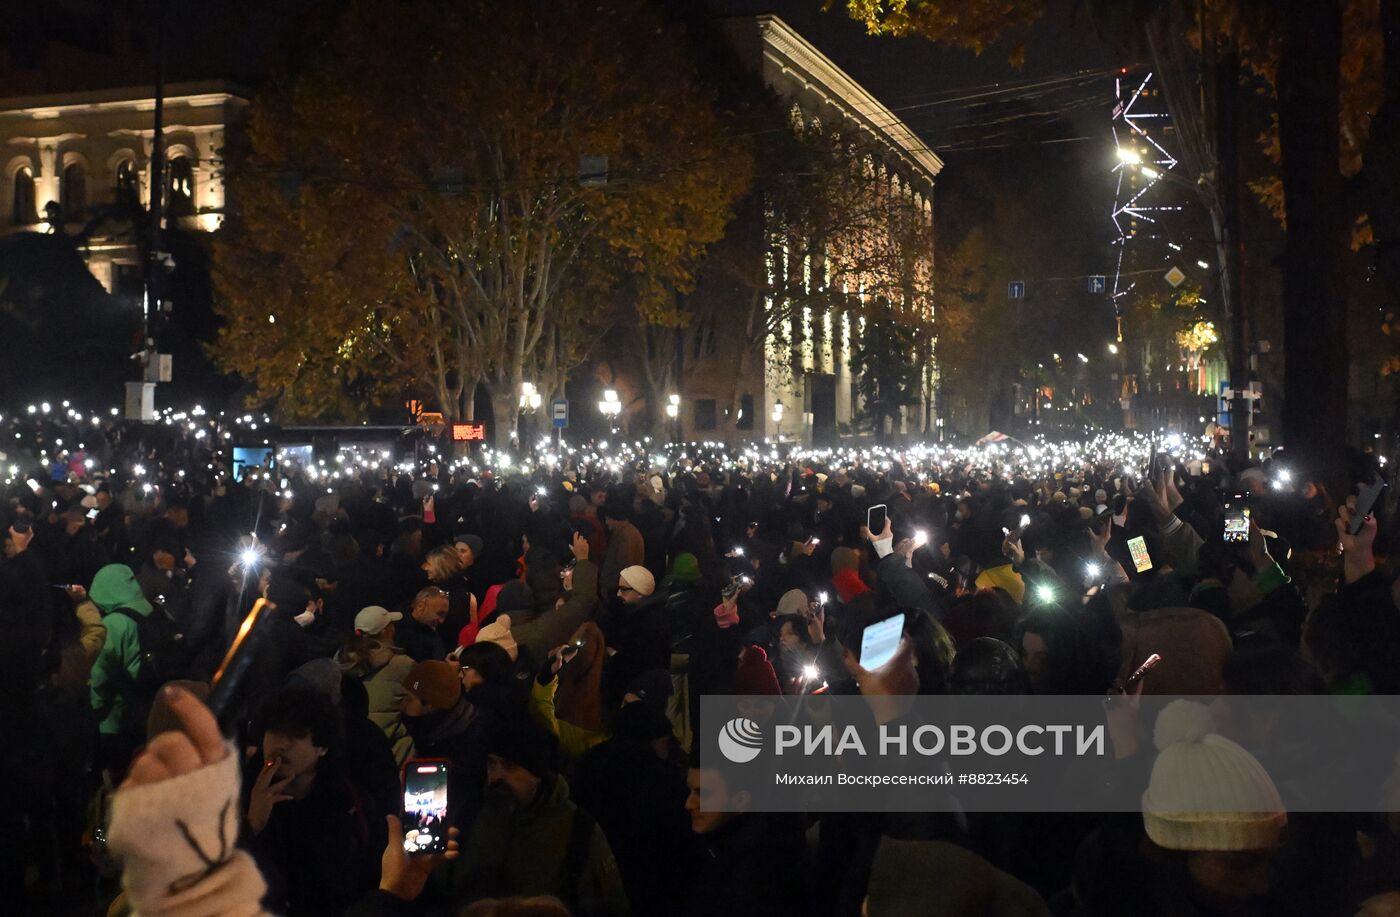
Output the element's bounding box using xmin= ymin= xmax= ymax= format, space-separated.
xmin=913 ymin=529 xmax=928 ymax=548
xmin=733 ymin=546 xmax=745 ymax=557
xmin=1085 ymin=562 xmax=1102 ymax=581
xmin=1036 ymin=583 xmax=1056 ymax=604
xmin=818 ymin=591 xmax=828 ymax=605
xmin=1019 ymin=514 xmax=1031 ymax=529
xmin=537 ymin=486 xmax=547 ymax=497
xmin=801 ymin=664 xmax=820 ymax=682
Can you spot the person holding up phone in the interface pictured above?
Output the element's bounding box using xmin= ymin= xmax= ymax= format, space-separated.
xmin=861 ymin=517 xmax=938 ymax=614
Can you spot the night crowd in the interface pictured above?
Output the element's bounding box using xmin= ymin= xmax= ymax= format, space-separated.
xmin=2 ymin=408 xmax=1399 ymax=917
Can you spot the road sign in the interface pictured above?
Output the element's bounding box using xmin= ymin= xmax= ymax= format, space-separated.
xmin=552 ymin=399 xmax=569 ymax=429
xmin=1164 ymin=266 xmax=1186 ymax=288
xmin=1088 ymin=275 xmax=1106 ymax=295
xmin=1008 ymin=281 xmax=1025 ymax=300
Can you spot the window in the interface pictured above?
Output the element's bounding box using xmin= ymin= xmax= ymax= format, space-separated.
xmin=167 ymin=155 xmax=194 ymax=217
xmin=737 ymin=393 xmax=754 ymax=430
xmin=12 ymin=166 xmax=37 ymax=225
xmin=116 ymin=159 xmax=139 ymax=208
xmin=693 ymin=399 xmax=717 ymax=431
xmin=62 ymin=162 xmax=86 ymax=214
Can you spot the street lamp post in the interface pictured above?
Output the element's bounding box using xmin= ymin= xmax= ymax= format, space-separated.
xmin=665 ymin=393 xmax=680 ymax=443
xmin=598 ymin=388 xmax=621 ymax=434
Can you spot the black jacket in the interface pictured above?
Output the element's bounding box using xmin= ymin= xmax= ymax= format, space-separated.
xmin=684 ymin=813 xmax=807 ymax=917
xmin=397 ymin=615 xmax=447 ymax=662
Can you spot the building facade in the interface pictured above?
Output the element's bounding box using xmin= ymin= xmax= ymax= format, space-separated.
xmin=0 ymin=80 xmax=245 ymax=292
xmin=712 ymin=15 xmax=944 ymax=444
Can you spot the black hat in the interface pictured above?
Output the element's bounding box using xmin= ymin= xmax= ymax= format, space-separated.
xmin=486 ymin=718 xmax=557 ymax=778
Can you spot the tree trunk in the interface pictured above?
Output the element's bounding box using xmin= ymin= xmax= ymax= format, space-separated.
xmin=490 ymin=385 xmax=518 ymax=450
xmin=1362 ymin=0 xmax=1400 ymax=320
xmin=1278 ymin=0 xmax=1348 ymax=483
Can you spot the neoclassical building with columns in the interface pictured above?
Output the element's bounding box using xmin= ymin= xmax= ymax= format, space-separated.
xmin=695 ymin=15 xmax=943 ymax=445
xmin=0 ymin=80 xmax=245 ymax=292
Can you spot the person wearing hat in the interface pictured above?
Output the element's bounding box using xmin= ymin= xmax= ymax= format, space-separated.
xmin=475 ymin=614 xmax=519 ymax=662
xmin=136 ymin=531 xmax=193 ymax=625
xmin=453 ymin=533 xmax=484 ymax=571
xmin=732 ymin=645 xmax=782 ymax=696
xmin=88 ymin=563 xmax=156 ymax=773
xmin=335 ymin=606 xmax=414 ymax=764
xmin=1074 ymin=700 xmax=1289 ymax=916
xmin=570 ymin=671 xmax=691 ymax=916
xmin=512 ymin=533 xmax=600 ymax=661
xmin=445 ymin=717 xmax=628 ymax=916
xmin=399 ymin=658 xmax=494 ymax=833
xmin=602 ymin=565 xmax=669 ymax=710
xmin=598 ymin=496 xmax=645 ymax=601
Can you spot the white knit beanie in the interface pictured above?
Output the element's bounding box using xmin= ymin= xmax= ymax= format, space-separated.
xmin=1142 ymin=700 xmax=1286 ymax=851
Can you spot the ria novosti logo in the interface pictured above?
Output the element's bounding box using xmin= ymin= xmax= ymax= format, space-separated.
xmin=717 ymin=717 xmax=764 ymax=763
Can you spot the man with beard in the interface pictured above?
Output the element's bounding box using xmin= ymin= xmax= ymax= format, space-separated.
xmin=444 ymin=717 xmax=627 ymax=916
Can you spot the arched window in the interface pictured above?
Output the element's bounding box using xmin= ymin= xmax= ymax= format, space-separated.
xmin=62 ymin=162 xmax=86 ymax=214
xmin=12 ymin=166 xmax=37 ymax=225
xmin=115 ymin=159 xmax=139 ymax=208
xmin=167 ymin=155 xmax=194 ymax=217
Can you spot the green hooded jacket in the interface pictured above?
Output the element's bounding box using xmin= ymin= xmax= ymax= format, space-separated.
xmin=88 ymin=564 xmax=153 ymax=736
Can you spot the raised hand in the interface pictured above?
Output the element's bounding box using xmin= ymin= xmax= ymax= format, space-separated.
xmin=121 ymin=685 xmax=228 ymax=791
xmin=379 ymin=814 xmax=459 ymax=902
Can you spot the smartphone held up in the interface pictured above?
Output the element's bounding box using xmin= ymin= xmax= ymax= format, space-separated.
xmin=402 ymin=759 xmax=450 ymax=856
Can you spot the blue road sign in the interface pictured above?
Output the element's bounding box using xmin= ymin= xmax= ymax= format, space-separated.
xmin=552 ymin=399 xmax=569 ymax=429
xmin=1088 ymin=275 xmax=1106 ymax=295
xmin=1008 ymin=281 xmax=1025 ymax=300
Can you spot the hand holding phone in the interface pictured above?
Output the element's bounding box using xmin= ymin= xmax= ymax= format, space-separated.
xmin=866 ymin=504 xmax=888 ymax=540
xmin=1127 ymin=536 xmax=1153 ymax=574
xmin=859 ymin=612 xmax=906 ymax=670
xmin=402 ymin=759 xmax=450 ymax=855
xmin=1350 ymin=474 xmax=1386 ymax=536
xmin=1223 ymin=505 xmax=1250 ymax=544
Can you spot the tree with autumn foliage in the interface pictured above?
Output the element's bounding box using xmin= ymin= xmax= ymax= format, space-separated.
xmin=213 ymin=0 xmax=747 ymax=442
xmin=836 ymin=0 xmax=1395 ymax=473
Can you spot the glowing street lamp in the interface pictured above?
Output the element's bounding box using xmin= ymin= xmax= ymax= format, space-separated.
xmin=598 ymin=388 xmax=622 ymax=433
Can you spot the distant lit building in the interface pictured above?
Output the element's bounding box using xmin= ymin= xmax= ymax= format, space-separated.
xmin=0 ymin=81 xmax=245 ymax=292
xmin=681 ymin=15 xmax=942 ymax=444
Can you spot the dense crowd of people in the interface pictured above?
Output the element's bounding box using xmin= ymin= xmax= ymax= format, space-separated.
xmin=2 ymin=406 xmax=1399 ymax=917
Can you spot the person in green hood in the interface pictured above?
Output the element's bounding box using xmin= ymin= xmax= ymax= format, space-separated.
xmin=89 ymin=563 xmax=153 ymax=774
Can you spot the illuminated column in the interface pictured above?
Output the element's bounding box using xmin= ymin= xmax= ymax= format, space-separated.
xmin=36 ymin=141 xmax=58 ymax=211
xmin=195 ymin=128 xmax=226 ymax=230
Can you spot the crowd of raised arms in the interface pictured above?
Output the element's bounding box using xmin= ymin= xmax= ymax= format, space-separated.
xmin=1 ymin=405 xmax=1398 ymax=917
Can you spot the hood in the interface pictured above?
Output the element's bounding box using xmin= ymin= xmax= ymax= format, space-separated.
xmin=833 ymin=568 xmax=870 ymax=603
xmin=90 ymin=564 xmax=153 ymax=616
xmin=662 ymin=552 xmax=701 ymax=589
